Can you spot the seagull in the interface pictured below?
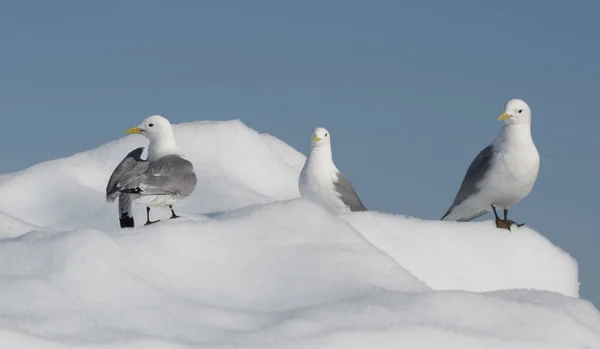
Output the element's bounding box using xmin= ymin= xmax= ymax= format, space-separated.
xmin=299 ymin=127 xmax=367 ymax=213
xmin=106 ymin=115 xmax=197 ymax=227
xmin=441 ymin=99 xmax=540 ymax=230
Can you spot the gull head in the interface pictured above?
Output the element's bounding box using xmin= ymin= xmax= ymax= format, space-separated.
xmin=311 ymin=127 xmax=331 ymax=148
xmin=125 ymin=115 xmax=174 ymax=142
xmin=498 ymin=99 xmax=531 ymax=125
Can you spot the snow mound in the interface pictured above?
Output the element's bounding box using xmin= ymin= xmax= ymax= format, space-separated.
xmin=0 ymin=120 xmax=305 ymax=231
xmin=0 ymin=119 xmax=597 ymax=348
xmin=343 ymin=211 xmax=579 ymax=297
xmin=0 ymin=211 xmax=40 ymax=239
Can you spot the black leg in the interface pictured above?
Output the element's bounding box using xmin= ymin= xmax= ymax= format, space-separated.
xmin=145 ymin=207 xmax=158 ymax=225
xmin=169 ymin=205 xmax=180 ymax=219
xmin=493 ymin=205 xmax=511 ymax=230
xmin=492 ymin=205 xmax=501 ymax=220
xmin=503 ymin=208 xmax=524 ymax=229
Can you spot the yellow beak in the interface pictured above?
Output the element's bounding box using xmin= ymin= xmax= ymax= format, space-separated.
xmin=498 ymin=113 xmax=511 ymax=121
xmin=125 ymin=126 xmax=142 ymax=134
xmin=312 ymin=135 xmax=321 ymax=142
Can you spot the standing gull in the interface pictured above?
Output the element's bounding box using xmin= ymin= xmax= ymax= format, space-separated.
xmin=299 ymin=127 xmax=367 ymax=213
xmin=441 ymin=99 xmax=540 ymax=230
xmin=106 ymin=115 xmax=197 ymax=227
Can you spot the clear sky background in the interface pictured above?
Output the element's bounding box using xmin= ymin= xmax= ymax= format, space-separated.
xmin=1 ymin=1 xmax=598 ymax=305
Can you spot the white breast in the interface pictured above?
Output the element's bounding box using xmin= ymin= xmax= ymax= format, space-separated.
xmin=299 ymin=155 xmax=349 ymax=213
xmin=480 ymin=126 xmax=540 ymax=209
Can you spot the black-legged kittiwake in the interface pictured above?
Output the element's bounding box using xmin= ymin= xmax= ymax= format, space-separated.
xmin=106 ymin=115 xmax=197 ymax=227
xmin=299 ymin=127 xmax=367 ymax=213
xmin=441 ymin=99 xmax=540 ymax=230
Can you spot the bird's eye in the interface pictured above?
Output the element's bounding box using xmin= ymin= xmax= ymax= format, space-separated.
xmin=325 ymin=133 xmax=328 ymax=137
xmin=518 ymin=110 xmax=523 ymax=114
xmin=148 ymin=123 xmax=154 ymax=127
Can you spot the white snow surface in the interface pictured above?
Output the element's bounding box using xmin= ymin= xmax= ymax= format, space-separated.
xmin=0 ymin=119 xmax=597 ymax=348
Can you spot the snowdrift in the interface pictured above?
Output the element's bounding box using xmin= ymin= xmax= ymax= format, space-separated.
xmin=0 ymin=119 xmax=597 ymax=348
xmin=344 ymin=212 xmax=579 ymax=297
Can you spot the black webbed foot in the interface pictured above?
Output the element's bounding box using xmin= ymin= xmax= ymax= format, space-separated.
xmin=495 ymin=219 xmax=524 ymax=231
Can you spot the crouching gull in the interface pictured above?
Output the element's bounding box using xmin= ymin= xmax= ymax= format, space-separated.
xmin=106 ymin=115 xmax=197 ymax=227
xmin=299 ymin=127 xmax=367 ymax=213
xmin=441 ymin=99 xmax=540 ymax=230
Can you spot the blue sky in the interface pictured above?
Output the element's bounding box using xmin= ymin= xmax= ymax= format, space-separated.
xmin=1 ymin=1 xmax=599 ymax=304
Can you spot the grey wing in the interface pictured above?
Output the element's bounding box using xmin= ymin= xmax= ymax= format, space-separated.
xmin=334 ymin=172 xmax=368 ymax=212
xmin=129 ymin=155 xmax=197 ymax=197
xmin=106 ymin=147 xmax=149 ymax=202
xmin=441 ymin=144 xmax=495 ymax=221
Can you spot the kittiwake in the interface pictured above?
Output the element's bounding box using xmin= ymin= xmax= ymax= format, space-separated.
xmin=299 ymin=127 xmax=367 ymax=213
xmin=106 ymin=115 xmax=197 ymax=227
xmin=441 ymin=99 xmax=540 ymax=230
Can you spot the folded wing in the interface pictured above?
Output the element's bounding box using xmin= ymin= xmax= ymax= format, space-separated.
xmin=441 ymin=144 xmax=495 ymax=221
xmin=334 ymin=172 xmax=367 ymax=212
xmin=106 ymin=147 xmax=149 ymax=228
xmin=106 ymin=147 xmax=149 ymax=202
xmin=123 ymin=155 xmax=197 ymax=198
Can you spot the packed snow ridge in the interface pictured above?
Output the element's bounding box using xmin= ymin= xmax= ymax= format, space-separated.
xmin=0 ymin=120 xmax=598 ymax=349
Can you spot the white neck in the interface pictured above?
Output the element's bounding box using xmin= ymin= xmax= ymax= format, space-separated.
xmin=306 ymin=145 xmax=338 ymax=171
xmin=309 ymin=145 xmax=333 ymax=161
xmin=147 ymin=137 xmax=183 ymax=161
xmin=493 ymin=124 xmax=533 ymax=149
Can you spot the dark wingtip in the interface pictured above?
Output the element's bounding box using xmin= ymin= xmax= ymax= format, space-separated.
xmin=119 ymin=214 xmax=135 ymax=228
xmin=121 ymin=187 xmax=142 ymax=194
xmin=126 ymin=147 xmax=146 ymax=160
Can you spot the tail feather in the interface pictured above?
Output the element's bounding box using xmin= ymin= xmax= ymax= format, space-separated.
xmin=118 ymin=194 xmax=135 ymax=228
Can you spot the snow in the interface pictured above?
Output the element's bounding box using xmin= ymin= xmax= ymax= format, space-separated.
xmin=344 ymin=212 xmax=579 ymax=297
xmin=0 ymin=119 xmax=597 ymax=348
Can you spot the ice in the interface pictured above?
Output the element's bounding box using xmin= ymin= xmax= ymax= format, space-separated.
xmin=0 ymin=120 xmax=597 ymax=348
